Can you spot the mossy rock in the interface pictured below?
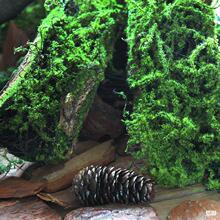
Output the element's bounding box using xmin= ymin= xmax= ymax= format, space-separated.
xmin=126 ymin=0 xmax=220 ymax=189
xmin=0 ymin=0 xmax=125 ymax=162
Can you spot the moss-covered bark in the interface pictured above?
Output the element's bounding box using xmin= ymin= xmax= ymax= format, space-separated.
xmin=126 ymin=0 xmax=220 ymax=189
xmin=1 ymin=0 xmax=219 ymax=190
xmin=0 ymin=0 xmax=125 ymax=162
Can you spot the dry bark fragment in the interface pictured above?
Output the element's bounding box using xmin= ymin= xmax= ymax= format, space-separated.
xmin=80 ymin=96 xmax=123 ymax=141
xmin=0 ymin=22 xmax=28 ymax=70
xmin=0 ymin=177 xmax=46 ymax=198
xmin=37 ymin=187 xmax=80 ymax=209
xmin=31 ymin=140 xmax=116 ymax=192
xmin=0 ymin=0 xmax=34 ymax=24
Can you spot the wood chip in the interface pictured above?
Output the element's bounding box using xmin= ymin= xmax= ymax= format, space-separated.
xmin=31 ymin=140 xmax=116 ymax=192
xmin=37 ymin=187 xmax=80 ymax=209
xmin=0 ymin=177 xmax=46 ymax=198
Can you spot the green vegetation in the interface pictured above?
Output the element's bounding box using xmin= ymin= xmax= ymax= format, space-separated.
xmin=0 ymin=71 xmax=9 ymax=90
xmin=0 ymin=0 xmax=123 ymax=162
xmin=0 ymin=0 xmax=45 ymax=92
xmin=1 ymin=0 xmax=219 ymax=190
xmin=0 ymin=149 xmax=24 ymax=174
xmin=216 ymin=14 xmax=220 ymax=39
xmin=126 ymin=0 xmax=220 ymax=189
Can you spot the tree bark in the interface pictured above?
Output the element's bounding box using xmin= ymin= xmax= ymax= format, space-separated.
xmin=30 ymin=140 xmax=116 ymax=192
xmin=0 ymin=0 xmax=35 ymax=24
xmin=0 ymin=35 xmax=41 ymax=107
xmin=0 ymin=177 xmax=46 ymax=199
xmin=79 ymin=96 xmax=123 ymax=141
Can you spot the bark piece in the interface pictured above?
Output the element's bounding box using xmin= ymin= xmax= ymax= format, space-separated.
xmin=59 ymin=78 xmax=97 ymax=140
xmin=0 ymin=22 xmax=28 ymax=70
xmin=31 ymin=140 xmax=116 ymax=192
xmin=37 ymin=187 xmax=80 ymax=209
xmin=0 ymin=35 xmax=40 ymax=107
xmin=0 ymin=200 xmax=18 ymax=208
xmin=0 ymin=198 xmax=61 ymax=220
xmin=0 ymin=55 xmax=4 ymax=70
xmin=168 ymin=199 xmax=220 ymax=220
xmin=64 ymin=204 xmax=159 ymax=220
xmin=0 ymin=1 xmax=123 ymax=163
xmin=73 ymin=140 xmax=99 ymax=155
xmin=0 ymin=0 xmax=34 ymax=24
xmin=80 ymin=96 xmax=123 ymax=141
xmin=0 ymin=177 xmax=46 ymax=198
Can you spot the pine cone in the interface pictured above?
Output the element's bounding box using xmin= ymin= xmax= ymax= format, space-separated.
xmin=72 ymin=165 xmax=155 ymax=206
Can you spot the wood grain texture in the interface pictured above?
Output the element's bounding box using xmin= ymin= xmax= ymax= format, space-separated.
xmin=31 ymin=140 xmax=116 ymax=192
xmin=37 ymin=187 xmax=80 ymax=209
xmin=0 ymin=177 xmax=46 ymax=198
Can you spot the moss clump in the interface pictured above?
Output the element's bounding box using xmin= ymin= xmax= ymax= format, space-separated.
xmin=216 ymin=14 xmax=220 ymax=39
xmin=0 ymin=0 xmax=124 ymax=162
xmin=126 ymin=0 xmax=220 ymax=189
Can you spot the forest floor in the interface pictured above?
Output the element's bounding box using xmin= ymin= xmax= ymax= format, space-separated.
xmin=0 ymin=139 xmax=220 ymax=219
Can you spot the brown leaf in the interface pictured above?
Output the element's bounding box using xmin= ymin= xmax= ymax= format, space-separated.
xmin=0 ymin=177 xmax=46 ymax=198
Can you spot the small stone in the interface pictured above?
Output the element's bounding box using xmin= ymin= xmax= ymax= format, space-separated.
xmin=168 ymin=199 xmax=220 ymax=220
xmin=64 ymin=204 xmax=159 ymax=220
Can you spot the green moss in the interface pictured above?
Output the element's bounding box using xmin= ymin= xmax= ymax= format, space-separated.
xmin=0 ymin=0 xmax=124 ymax=162
xmin=216 ymin=14 xmax=220 ymax=40
xmin=126 ymin=0 xmax=220 ymax=189
xmin=0 ymin=71 xmax=9 ymax=90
